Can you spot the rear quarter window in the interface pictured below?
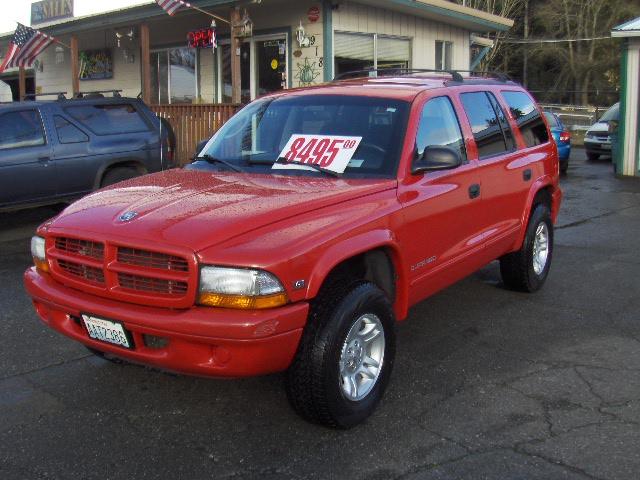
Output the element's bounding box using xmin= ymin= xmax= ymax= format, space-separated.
xmin=64 ymin=104 xmax=149 ymax=135
xmin=502 ymin=91 xmax=549 ymax=147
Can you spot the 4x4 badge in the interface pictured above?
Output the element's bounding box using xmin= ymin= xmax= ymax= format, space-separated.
xmin=118 ymin=211 xmax=138 ymax=222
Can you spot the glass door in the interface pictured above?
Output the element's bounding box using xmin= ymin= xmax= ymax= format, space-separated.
xmin=255 ymin=38 xmax=287 ymax=98
xmin=217 ymin=34 xmax=288 ymax=104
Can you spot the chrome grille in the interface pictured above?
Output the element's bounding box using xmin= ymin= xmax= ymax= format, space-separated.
xmin=117 ymin=247 xmax=189 ymax=271
xmin=58 ymin=259 xmax=105 ymax=284
xmin=55 ymin=237 xmax=104 ymax=260
xmin=117 ymin=273 xmax=188 ymax=295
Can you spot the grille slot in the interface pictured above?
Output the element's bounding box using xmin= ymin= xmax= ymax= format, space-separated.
xmin=55 ymin=237 xmax=104 ymax=259
xmin=117 ymin=273 xmax=188 ymax=296
xmin=58 ymin=259 xmax=105 ymax=284
xmin=117 ymin=247 xmax=189 ymax=272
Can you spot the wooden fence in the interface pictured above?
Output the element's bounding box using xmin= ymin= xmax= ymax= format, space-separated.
xmin=151 ymin=104 xmax=241 ymax=165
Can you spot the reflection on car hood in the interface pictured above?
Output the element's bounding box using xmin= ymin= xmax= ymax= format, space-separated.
xmin=47 ymin=169 xmax=396 ymax=252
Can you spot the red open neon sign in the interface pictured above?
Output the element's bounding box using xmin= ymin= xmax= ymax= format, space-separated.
xmin=188 ymin=28 xmax=216 ymax=49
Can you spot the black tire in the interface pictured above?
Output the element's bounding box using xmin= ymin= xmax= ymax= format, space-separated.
xmin=586 ymin=152 xmax=599 ymax=161
xmin=560 ymin=160 xmax=568 ymax=174
xmin=101 ymin=167 xmax=139 ymax=187
xmin=499 ymin=203 xmax=554 ymax=293
xmin=286 ymin=280 xmax=396 ymax=429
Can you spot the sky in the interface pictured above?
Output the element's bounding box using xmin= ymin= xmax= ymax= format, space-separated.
xmin=1 ymin=0 xmax=151 ymax=34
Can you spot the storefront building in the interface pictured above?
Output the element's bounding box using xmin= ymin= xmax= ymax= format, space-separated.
xmin=1 ymin=0 xmax=513 ymax=104
xmin=612 ymin=17 xmax=640 ymax=177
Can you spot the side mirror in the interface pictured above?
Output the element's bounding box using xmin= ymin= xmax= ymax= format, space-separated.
xmin=608 ymin=120 xmax=618 ymax=135
xmin=193 ymin=139 xmax=209 ymax=160
xmin=412 ymin=146 xmax=463 ymax=174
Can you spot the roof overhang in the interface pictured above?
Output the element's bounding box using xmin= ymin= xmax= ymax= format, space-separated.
xmin=612 ymin=17 xmax=640 ymax=38
xmin=358 ymin=0 xmax=513 ymax=33
xmin=1 ymin=0 xmax=513 ymax=41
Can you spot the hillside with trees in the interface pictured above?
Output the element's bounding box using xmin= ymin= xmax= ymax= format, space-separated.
xmin=455 ymin=0 xmax=640 ymax=105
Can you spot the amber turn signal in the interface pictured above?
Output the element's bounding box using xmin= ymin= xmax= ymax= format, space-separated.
xmin=198 ymin=292 xmax=288 ymax=309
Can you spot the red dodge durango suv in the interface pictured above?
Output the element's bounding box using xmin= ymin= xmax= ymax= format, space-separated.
xmin=24 ymin=70 xmax=562 ymax=428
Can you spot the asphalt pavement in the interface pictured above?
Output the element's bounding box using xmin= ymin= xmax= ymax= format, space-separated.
xmin=1 ymin=150 xmax=639 ymax=480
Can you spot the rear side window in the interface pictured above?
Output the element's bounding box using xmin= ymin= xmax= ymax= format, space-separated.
xmin=0 ymin=110 xmax=46 ymax=150
xmin=502 ymin=91 xmax=549 ymax=147
xmin=55 ymin=116 xmax=89 ymax=144
xmin=416 ymin=96 xmax=466 ymax=163
xmin=460 ymin=92 xmax=508 ymax=159
xmin=64 ymin=104 xmax=149 ymax=135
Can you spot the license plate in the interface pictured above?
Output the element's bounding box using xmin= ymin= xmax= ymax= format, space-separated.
xmin=82 ymin=314 xmax=133 ymax=349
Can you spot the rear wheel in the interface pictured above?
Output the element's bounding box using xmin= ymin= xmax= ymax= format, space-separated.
xmin=101 ymin=167 xmax=139 ymax=187
xmin=286 ymin=280 xmax=396 ymax=428
xmin=500 ymin=204 xmax=554 ymax=292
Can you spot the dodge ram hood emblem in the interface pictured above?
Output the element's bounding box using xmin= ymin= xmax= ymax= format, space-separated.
xmin=118 ymin=211 xmax=138 ymax=222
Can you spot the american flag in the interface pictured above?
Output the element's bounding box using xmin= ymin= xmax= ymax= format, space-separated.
xmin=0 ymin=23 xmax=54 ymax=74
xmin=155 ymin=0 xmax=192 ymax=16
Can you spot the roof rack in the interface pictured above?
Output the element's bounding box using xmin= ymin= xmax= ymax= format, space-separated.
xmin=22 ymin=92 xmax=68 ymax=101
xmin=333 ymin=68 xmax=512 ymax=84
xmin=74 ymin=89 xmax=122 ymax=99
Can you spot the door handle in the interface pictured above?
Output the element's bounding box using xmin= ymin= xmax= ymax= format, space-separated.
xmin=468 ymin=183 xmax=481 ymax=199
xmin=523 ymin=169 xmax=532 ymax=181
xmin=38 ymin=155 xmax=51 ymax=164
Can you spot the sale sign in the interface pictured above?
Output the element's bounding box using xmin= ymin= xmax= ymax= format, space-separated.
xmin=273 ymin=134 xmax=363 ymax=174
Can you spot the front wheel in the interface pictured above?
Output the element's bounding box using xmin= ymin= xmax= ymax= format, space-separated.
xmin=586 ymin=152 xmax=600 ymax=161
xmin=500 ymin=204 xmax=554 ymax=292
xmin=286 ymin=281 xmax=396 ymax=428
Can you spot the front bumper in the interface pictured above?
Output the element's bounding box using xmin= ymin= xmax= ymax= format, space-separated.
xmin=24 ymin=267 xmax=308 ymax=377
xmin=584 ymin=139 xmax=611 ymax=155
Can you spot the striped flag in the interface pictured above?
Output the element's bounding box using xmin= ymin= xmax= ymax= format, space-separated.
xmin=155 ymin=0 xmax=192 ymax=16
xmin=0 ymin=23 xmax=54 ymax=73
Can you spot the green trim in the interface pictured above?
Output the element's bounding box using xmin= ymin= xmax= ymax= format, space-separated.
xmin=617 ymin=40 xmax=628 ymax=175
xmin=386 ymin=0 xmax=512 ymax=32
xmin=470 ymin=46 xmax=491 ymax=71
xmin=323 ymin=1 xmax=333 ymax=81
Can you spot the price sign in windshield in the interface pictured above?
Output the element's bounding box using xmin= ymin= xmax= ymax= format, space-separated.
xmin=273 ymin=134 xmax=363 ymax=174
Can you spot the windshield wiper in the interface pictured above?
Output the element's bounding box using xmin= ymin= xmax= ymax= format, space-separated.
xmin=197 ymin=154 xmax=245 ymax=173
xmin=271 ymin=157 xmax=341 ymax=177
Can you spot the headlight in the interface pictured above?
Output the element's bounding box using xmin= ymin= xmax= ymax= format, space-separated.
xmin=198 ymin=266 xmax=288 ymax=309
xmin=31 ymin=236 xmax=49 ymax=272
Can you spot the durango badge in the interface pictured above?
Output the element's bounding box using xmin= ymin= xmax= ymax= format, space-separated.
xmin=118 ymin=211 xmax=138 ymax=222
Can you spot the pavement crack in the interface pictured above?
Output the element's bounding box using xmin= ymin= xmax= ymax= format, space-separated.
xmin=0 ymin=354 xmax=91 ymax=382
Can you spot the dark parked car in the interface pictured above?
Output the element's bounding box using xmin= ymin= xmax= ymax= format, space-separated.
xmin=0 ymin=94 xmax=175 ymax=212
xmin=544 ymin=112 xmax=571 ymax=174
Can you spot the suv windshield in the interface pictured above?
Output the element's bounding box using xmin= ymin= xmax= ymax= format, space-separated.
xmin=599 ymin=103 xmax=619 ymax=122
xmin=197 ymin=95 xmax=410 ymax=178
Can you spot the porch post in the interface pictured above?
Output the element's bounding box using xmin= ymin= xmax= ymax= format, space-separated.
xmin=70 ymin=35 xmax=79 ymax=96
xmin=140 ymin=23 xmax=152 ymax=104
xmin=230 ymin=7 xmax=241 ymax=104
xmin=18 ymin=66 xmax=26 ymax=101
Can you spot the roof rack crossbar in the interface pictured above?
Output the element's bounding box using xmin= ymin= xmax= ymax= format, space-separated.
xmin=74 ymin=89 xmax=122 ymax=98
xmin=333 ymin=68 xmax=511 ymax=84
xmin=23 ymin=91 xmax=68 ymax=100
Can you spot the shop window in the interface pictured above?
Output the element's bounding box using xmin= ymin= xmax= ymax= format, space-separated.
xmin=334 ymin=32 xmax=410 ymax=77
xmin=151 ymin=48 xmax=197 ymax=104
xmin=435 ymin=40 xmax=453 ymax=71
xmin=0 ymin=110 xmax=45 ymax=150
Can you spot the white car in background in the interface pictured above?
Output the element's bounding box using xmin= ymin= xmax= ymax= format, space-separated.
xmin=584 ymin=103 xmax=619 ymax=161
xmin=0 ymin=80 xmax=12 ymax=102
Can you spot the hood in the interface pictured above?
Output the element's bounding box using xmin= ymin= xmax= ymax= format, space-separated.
xmin=47 ymin=169 xmax=396 ymax=252
xmin=587 ymin=122 xmax=610 ymax=134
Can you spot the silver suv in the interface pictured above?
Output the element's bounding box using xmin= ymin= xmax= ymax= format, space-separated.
xmin=584 ymin=103 xmax=619 ymax=161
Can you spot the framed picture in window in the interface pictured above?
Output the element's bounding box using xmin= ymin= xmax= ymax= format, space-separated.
xmin=79 ymin=49 xmax=114 ymax=81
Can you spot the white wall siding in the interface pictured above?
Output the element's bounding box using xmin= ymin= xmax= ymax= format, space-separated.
xmin=333 ymin=1 xmax=471 ymax=71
